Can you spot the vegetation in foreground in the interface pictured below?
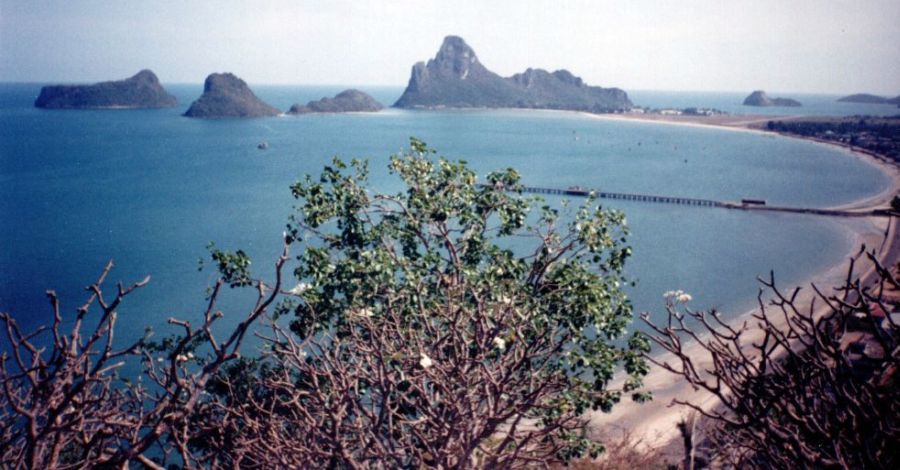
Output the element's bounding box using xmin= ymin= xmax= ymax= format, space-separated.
xmin=0 ymin=139 xmax=649 ymax=468
xmin=645 ymin=248 xmax=899 ymax=469
xmin=1 ymin=139 xmax=898 ymax=469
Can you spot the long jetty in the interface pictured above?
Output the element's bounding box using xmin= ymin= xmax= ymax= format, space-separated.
xmin=520 ymin=186 xmax=724 ymax=207
xmin=487 ymin=184 xmax=892 ymax=219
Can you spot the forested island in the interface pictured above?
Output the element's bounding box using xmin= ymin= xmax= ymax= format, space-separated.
xmin=837 ymin=93 xmax=900 ymax=105
xmin=34 ymin=70 xmax=176 ymax=109
xmin=183 ymin=73 xmax=280 ymax=118
xmin=288 ymin=89 xmax=383 ymax=114
xmin=393 ymin=36 xmax=632 ymax=112
xmin=742 ymin=90 xmax=801 ymax=107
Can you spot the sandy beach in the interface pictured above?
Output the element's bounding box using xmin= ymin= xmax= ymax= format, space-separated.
xmin=582 ymin=111 xmax=900 ymax=451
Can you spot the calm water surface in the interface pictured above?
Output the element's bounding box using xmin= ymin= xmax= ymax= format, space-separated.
xmin=0 ymin=84 xmax=890 ymax=344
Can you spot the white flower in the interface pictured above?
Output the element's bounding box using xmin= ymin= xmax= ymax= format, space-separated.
xmin=157 ymin=357 xmax=164 ymax=363
xmin=492 ymin=337 xmax=507 ymax=350
xmin=498 ymin=295 xmax=512 ymax=305
xmin=175 ymin=354 xmax=189 ymax=362
xmin=419 ymin=353 xmax=434 ymax=369
xmin=187 ymin=351 xmax=195 ymax=359
xmin=353 ymin=307 xmax=374 ymax=318
xmin=286 ymin=282 xmax=311 ymax=296
xmin=664 ymin=289 xmax=692 ymax=304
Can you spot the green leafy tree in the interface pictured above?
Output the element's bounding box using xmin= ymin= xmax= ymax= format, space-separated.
xmin=0 ymin=139 xmax=648 ymax=469
xmin=197 ymin=138 xmax=649 ymax=467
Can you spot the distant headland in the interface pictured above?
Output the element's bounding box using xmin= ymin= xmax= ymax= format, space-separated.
xmin=393 ymin=36 xmax=632 ymax=112
xmin=183 ymin=73 xmax=280 ymax=118
xmin=742 ymin=90 xmax=801 ymax=107
xmin=34 ymin=70 xmax=177 ymax=109
xmin=837 ymin=93 xmax=900 ymax=105
xmin=288 ymin=89 xmax=383 ymax=114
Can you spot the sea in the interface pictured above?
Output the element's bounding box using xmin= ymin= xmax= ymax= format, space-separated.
xmin=0 ymin=84 xmax=895 ymax=347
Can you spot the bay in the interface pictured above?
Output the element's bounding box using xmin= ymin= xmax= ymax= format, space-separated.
xmin=0 ymin=84 xmax=889 ymax=345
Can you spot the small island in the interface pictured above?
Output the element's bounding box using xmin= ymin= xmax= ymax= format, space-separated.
xmin=742 ymin=90 xmax=801 ymax=107
xmin=393 ymin=36 xmax=631 ymax=112
xmin=183 ymin=73 xmax=279 ymax=118
xmin=288 ymin=89 xmax=383 ymax=114
xmin=34 ymin=70 xmax=176 ymax=109
xmin=837 ymin=93 xmax=900 ymax=105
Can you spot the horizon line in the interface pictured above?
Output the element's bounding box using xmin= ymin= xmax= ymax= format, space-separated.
xmin=0 ymin=80 xmax=894 ymax=98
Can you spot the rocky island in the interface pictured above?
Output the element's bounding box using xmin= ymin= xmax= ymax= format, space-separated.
xmin=184 ymin=73 xmax=279 ymax=118
xmin=837 ymin=93 xmax=900 ymax=105
xmin=742 ymin=90 xmax=801 ymax=107
xmin=288 ymin=89 xmax=383 ymax=114
xmin=393 ymin=36 xmax=631 ymax=112
xmin=34 ymin=70 xmax=176 ymax=109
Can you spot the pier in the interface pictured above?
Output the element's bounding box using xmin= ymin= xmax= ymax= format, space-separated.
xmin=520 ymin=185 xmax=725 ymax=207
xmin=483 ymin=184 xmax=892 ymax=219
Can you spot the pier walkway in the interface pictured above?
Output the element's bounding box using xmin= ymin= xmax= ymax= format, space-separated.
xmin=485 ymin=184 xmax=892 ymax=219
xmin=520 ymin=185 xmax=724 ymax=207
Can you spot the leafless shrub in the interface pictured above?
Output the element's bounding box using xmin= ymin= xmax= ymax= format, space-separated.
xmin=0 ymin=239 xmax=291 ymax=469
xmin=643 ymin=248 xmax=900 ymax=469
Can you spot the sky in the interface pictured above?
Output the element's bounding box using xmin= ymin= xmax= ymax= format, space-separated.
xmin=1 ymin=0 xmax=899 ymax=95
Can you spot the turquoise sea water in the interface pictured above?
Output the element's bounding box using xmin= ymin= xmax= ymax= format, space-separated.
xmin=0 ymin=84 xmax=891 ymax=345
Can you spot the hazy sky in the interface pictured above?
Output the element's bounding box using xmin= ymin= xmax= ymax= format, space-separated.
xmin=2 ymin=0 xmax=898 ymax=94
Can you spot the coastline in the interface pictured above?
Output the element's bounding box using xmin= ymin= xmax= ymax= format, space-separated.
xmin=583 ymin=110 xmax=900 ymax=212
xmin=582 ymin=111 xmax=900 ymax=450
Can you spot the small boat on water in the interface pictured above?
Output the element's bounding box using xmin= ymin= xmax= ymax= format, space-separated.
xmin=257 ymin=141 xmax=269 ymax=150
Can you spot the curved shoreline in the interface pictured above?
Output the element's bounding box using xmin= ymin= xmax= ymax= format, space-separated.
xmin=581 ymin=111 xmax=899 ymax=451
xmin=583 ymin=111 xmax=900 ymax=212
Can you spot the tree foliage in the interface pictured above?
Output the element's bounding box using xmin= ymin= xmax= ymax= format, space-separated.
xmin=197 ymin=138 xmax=649 ymax=467
xmin=0 ymin=139 xmax=648 ymax=469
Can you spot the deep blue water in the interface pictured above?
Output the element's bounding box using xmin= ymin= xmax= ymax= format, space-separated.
xmin=0 ymin=83 xmax=890 ymax=347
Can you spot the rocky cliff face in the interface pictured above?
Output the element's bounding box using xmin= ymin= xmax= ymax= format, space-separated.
xmin=34 ymin=70 xmax=177 ymax=109
xmin=184 ymin=73 xmax=279 ymax=118
xmin=394 ymin=36 xmax=632 ymax=111
xmin=288 ymin=89 xmax=383 ymax=114
xmin=743 ymin=90 xmax=801 ymax=107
